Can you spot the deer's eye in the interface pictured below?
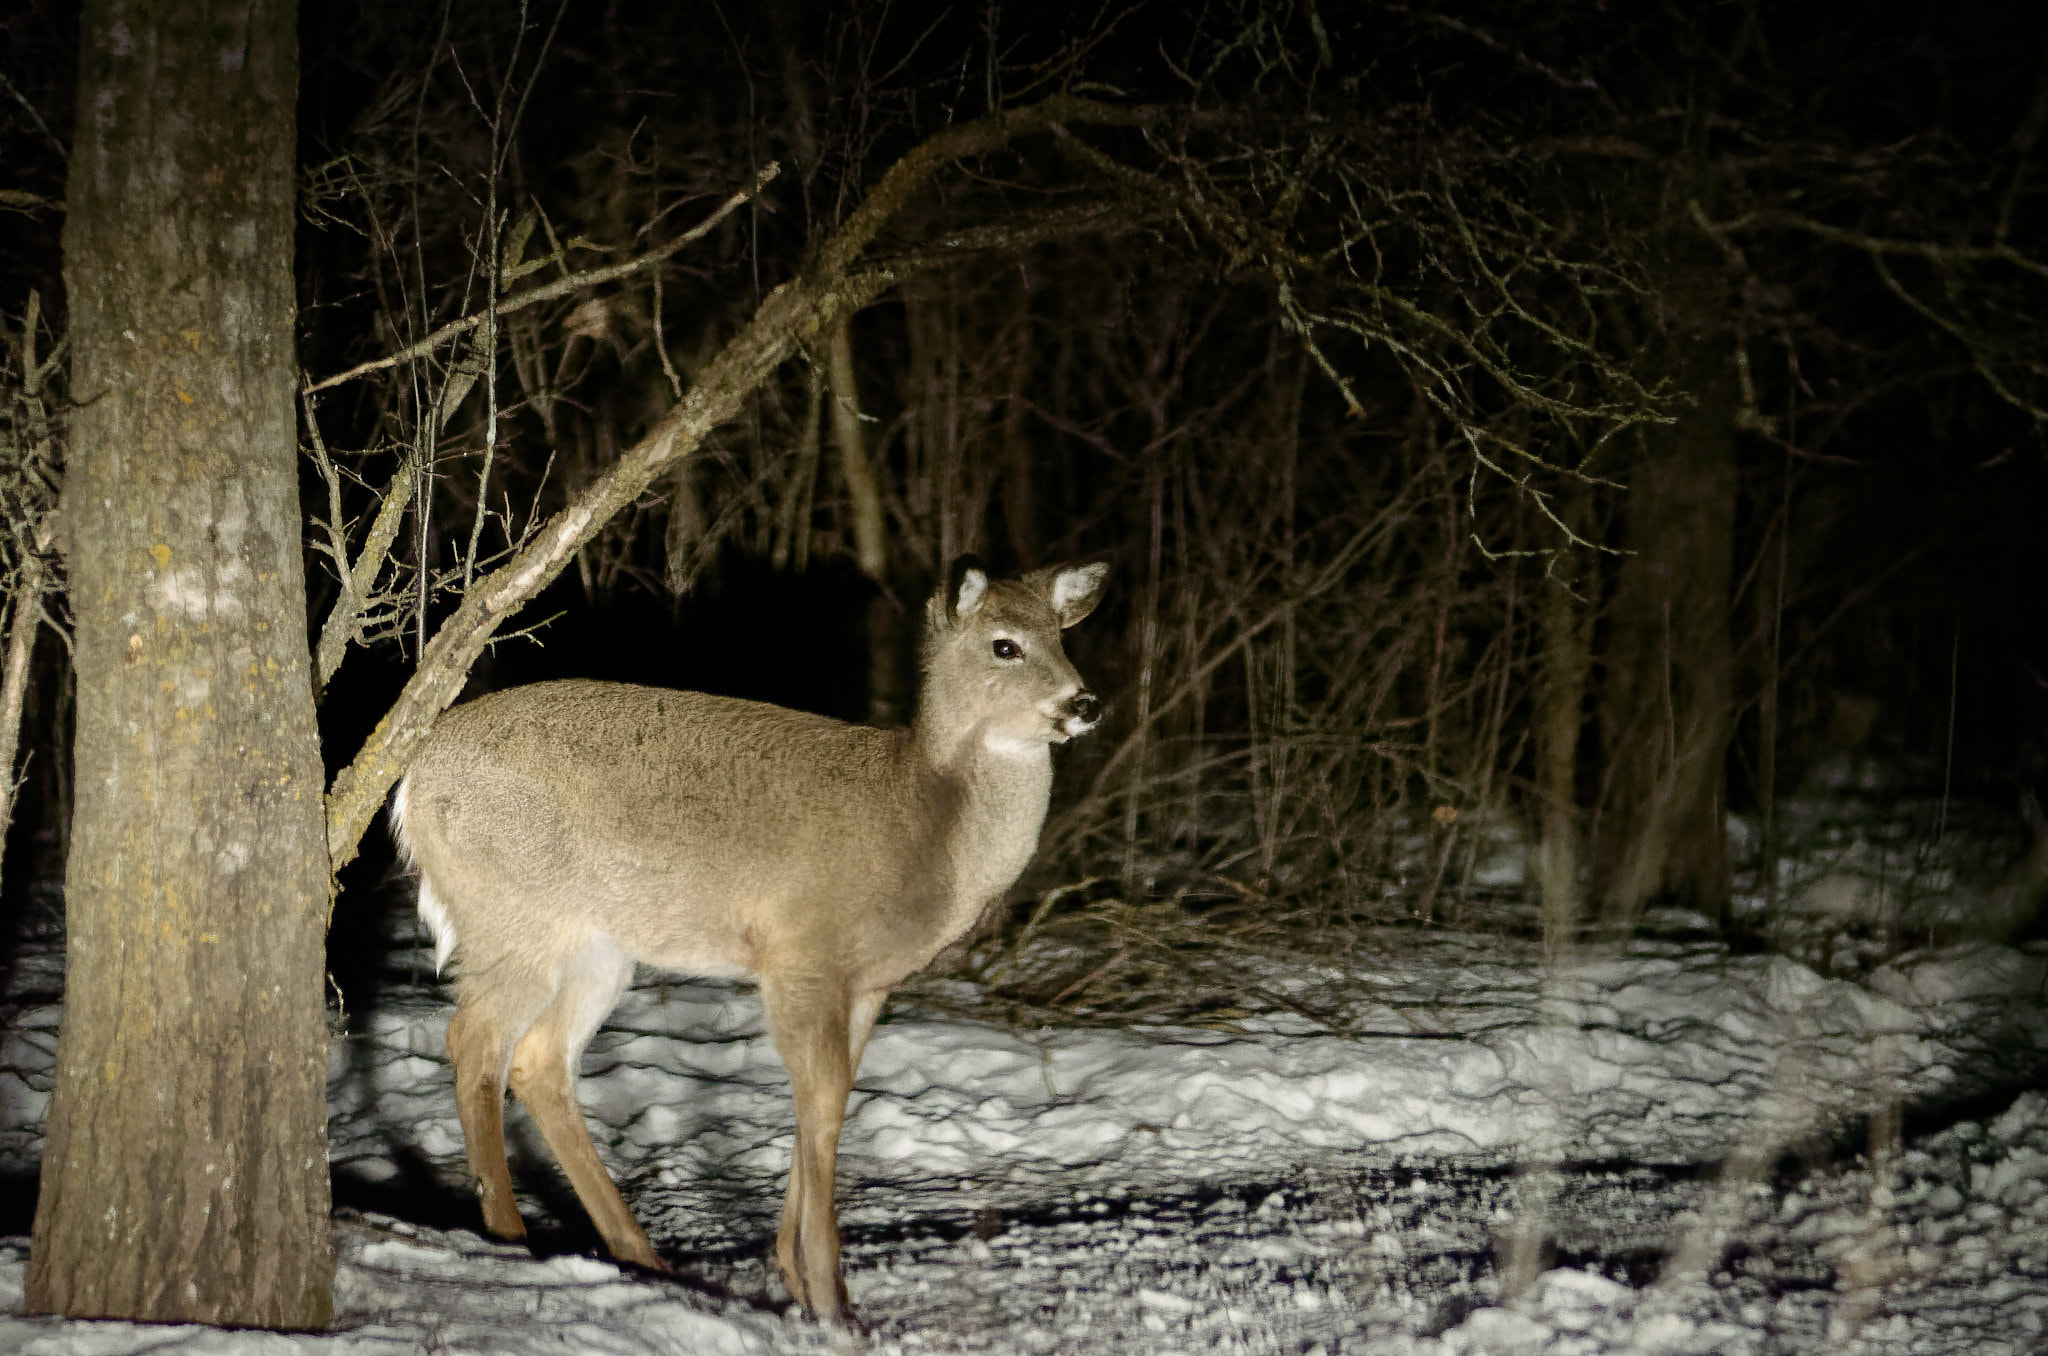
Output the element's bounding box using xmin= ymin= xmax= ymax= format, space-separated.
xmin=992 ymin=638 xmax=1022 ymax=660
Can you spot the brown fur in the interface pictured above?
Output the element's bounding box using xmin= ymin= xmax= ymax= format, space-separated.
xmin=393 ymin=558 xmax=1108 ymax=1324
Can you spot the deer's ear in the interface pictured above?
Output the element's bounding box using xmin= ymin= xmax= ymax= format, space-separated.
xmin=1035 ymin=558 xmax=1109 ymax=628
xmin=945 ymin=554 xmax=989 ymax=621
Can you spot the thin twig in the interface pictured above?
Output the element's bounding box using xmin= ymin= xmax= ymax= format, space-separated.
xmin=306 ymin=163 xmax=780 ymax=394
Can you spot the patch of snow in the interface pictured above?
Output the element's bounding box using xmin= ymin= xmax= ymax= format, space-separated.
xmin=7 ymin=791 xmax=2048 ymax=1352
xmin=0 ymin=1220 xmax=803 ymax=1354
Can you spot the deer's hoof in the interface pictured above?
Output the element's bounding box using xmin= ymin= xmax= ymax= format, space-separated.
xmin=797 ymin=1301 xmax=864 ymax=1337
xmin=480 ymin=1208 xmax=527 ymax=1243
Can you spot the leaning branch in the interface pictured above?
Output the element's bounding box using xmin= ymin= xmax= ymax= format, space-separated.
xmin=323 ymin=268 xmax=895 ymax=864
xmin=323 ymin=95 xmax=1156 ymax=867
xmin=0 ymin=293 xmax=60 ymax=887
xmin=304 ymin=386 xmax=419 ymax=694
xmin=0 ymin=554 xmax=46 ymax=858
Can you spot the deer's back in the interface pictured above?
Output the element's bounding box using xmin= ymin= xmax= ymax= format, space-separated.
xmin=401 ymin=680 xmax=926 ymax=976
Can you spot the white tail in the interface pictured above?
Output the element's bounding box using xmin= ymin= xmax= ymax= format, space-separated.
xmin=392 ymin=556 xmax=1109 ymax=1324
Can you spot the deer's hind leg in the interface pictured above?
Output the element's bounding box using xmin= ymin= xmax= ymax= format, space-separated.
xmin=505 ymin=936 xmax=663 ymax=1271
xmin=447 ymin=983 xmax=550 ymax=1243
xmin=847 ymin=989 xmax=887 ymax=1076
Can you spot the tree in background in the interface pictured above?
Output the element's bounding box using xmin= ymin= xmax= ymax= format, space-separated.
xmin=1380 ymin=2 xmax=2048 ymax=950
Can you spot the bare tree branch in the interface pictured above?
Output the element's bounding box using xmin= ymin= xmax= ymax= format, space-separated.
xmin=0 ymin=292 xmax=62 ymax=888
xmin=1714 ymin=208 xmax=2048 ymax=284
xmin=1708 ymin=208 xmax=2048 ymax=423
xmin=304 ymin=386 xmax=420 ymax=693
xmin=304 ymin=162 xmax=780 ymax=395
xmin=323 ymin=94 xmax=1159 ymax=866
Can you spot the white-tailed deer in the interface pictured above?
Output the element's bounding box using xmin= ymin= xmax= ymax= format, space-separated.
xmin=391 ymin=556 xmax=1108 ymax=1324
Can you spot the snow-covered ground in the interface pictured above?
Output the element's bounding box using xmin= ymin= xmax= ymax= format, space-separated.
xmin=4 ymin=783 xmax=2048 ymax=1352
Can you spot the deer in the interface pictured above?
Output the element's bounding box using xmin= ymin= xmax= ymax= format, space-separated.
xmin=389 ymin=555 xmax=1109 ymax=1326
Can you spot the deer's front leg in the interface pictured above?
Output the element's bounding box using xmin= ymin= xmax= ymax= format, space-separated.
xmin=764 ymin=976 xmax=857 ymax=1325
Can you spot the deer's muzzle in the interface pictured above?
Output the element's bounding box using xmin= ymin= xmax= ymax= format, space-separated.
xmin=1061 ymin=690 xmax=1103 ymax=736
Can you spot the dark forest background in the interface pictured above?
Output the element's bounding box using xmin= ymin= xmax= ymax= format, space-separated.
xmin=4 ymin=0 xmax=2047 ymax=1023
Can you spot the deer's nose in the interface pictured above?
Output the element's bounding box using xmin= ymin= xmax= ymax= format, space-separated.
xmin=1066 ymin=691 xmax=1102 ymax=726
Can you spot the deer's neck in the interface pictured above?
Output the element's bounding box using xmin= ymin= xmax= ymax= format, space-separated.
xmin=910 ymin=712 xmax=1054 ymax=942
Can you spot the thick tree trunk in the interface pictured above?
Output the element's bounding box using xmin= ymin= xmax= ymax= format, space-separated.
xmin=1597 ymin=229 xmax=1739 ymax=930
xmin=28 ymin=0 xmax=334 ymax=1327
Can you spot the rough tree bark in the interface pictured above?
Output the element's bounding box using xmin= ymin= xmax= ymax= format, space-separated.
xmin=1597 ymin=211 xmax=1739 ymax=930
xmin=28 ymin=0 xmax=334 ymax=1326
